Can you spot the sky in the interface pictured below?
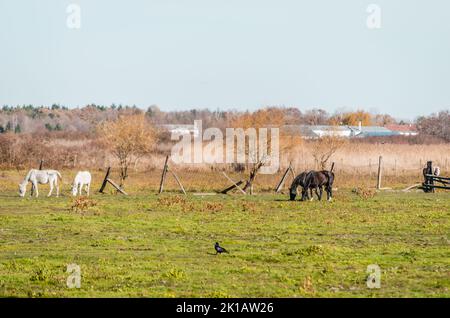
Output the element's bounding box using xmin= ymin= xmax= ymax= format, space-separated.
xmin=1 ymin=0 xmax=449 ymax=120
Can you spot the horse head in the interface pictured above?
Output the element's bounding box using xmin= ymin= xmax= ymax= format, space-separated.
xmin=18 ymin=182 xmax=27 ymax=197
xmin=71 ymin=183 xmax=78 ymax=196
xmin=289 ymin=186 xmax=297 ymax=201
xmin=289 ymin=171 xmax=310 ymax=201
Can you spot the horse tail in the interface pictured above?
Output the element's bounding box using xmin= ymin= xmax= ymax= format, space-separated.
xmin=328 ymin=171 xmax=335 ymax=187
xmin=51 ymin=170 xmax=62 ymax=183
xmin=322 ymin=170 xmax=334 ymax=188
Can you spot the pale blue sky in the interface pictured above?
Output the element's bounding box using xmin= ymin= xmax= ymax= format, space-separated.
xmin=1 ymin=0 xmax=449 ymax=119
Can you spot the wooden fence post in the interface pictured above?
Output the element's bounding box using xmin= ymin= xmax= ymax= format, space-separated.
xmin=99 ymin=167 xmax=111 ymax=193
xmin=39 ymin=160 xmax=43 ymax=170
xmin=98 ymin=167 xmax=128 ymax=195
xmin=424 ymin=161 xmax=434 ymax=193
xmin=220 ymin=180 xmax=244 ymax=194
xmin=168 ymin=168 xmax=187 ymax=195
xmin=275 ymin=164 xmax=292 ymax=193
xmin=376 ymin=156 xmax=383 ymax=190
xmin=158 ymin=155 xmax=169 ymax=194
xmin=221 ymin=172 xmax=246 ymax=195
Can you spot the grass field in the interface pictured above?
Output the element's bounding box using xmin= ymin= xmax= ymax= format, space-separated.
xmin=0 ymin=176 xmax=449 ymax=298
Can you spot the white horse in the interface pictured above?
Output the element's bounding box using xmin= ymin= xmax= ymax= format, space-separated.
xmin=19 ymin=169 xmax=62 ymax=197
xmin=72 ymin=171 xmax=92 ymax=196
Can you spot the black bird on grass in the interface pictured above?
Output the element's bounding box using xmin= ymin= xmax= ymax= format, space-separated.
xmin=214 ymin=242 xmax=229 ymax=254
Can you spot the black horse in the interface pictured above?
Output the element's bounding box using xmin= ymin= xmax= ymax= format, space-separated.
xmin=289 ymin=170 xmax=334 ymax=201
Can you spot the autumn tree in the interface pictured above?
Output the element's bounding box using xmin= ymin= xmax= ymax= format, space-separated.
xmin=228 ymin=107 xmax=295 ymax=193
xmin=329 ymin=110 xmax=372 ymax=126
xmin=98 ymin=114 xmax=156 ymax=187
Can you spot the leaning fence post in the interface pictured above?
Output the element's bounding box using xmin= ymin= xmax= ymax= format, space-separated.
xmin=275 ymin=164 xmax=292 ymax=193
xmin=221 ymin=172 xmax=246 ymax=195
xmin=158 ymin=155 xmax=169 ymax=194
xmin=99 ymin=167 xmax=111 ymax=193
xmin=39 ymin=160 xmax=43 ymax=170
xmin=376 ymin=156 xmax=383 ymax=190
xmin=168 ymin=168 xmax=186 ymax=195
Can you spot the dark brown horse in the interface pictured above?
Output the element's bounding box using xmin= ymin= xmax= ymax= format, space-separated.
xmin=289 ymin=171 xmax=309 ymax=201
xmin=289 ymin=170 xmax=334 ymax=201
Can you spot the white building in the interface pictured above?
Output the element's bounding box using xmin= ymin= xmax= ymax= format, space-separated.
xmin=159 ymin=122 xmax=200 ymax=137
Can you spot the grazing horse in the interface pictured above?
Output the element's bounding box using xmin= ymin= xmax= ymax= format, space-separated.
xmin=303 ymin=170 xmax=334 ymax=201
xmin=72 ymin=171 xmax=92 ymax=196
xmin=289 ymin=171 xmax=310 ymax=201
xmin=289 ymin=170 xmax=334 ymax=201
xmin=19 ymin=169 xmax=62 ymax=197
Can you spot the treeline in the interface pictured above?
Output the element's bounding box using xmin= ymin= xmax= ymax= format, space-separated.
xmin=0 ymin=104 xmax=449 ymax=141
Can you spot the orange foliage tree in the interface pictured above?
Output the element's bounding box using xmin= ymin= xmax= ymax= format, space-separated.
xmin=329 ymin=110 xmax=372 ymax=126
xmin=97 ymin=114 xmax=156 ymax=187
xmin=228 ymin=107 xmax=300 ymax=192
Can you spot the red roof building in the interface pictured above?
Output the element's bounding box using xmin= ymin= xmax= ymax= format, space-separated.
xmin=385 ymin=124 xmax=418 ymax=136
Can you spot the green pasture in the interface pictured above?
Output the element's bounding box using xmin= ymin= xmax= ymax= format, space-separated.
xmin=0 ymin=188 xmax=449 ymax=297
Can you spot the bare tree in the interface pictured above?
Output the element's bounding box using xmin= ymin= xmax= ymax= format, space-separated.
xmin=303 ymin=108 xmax=329 ymax=125
xmin=311 ymin=130 xmax=347 ymax=170
xmin=416 ymin=110 xmax=450 ymax=142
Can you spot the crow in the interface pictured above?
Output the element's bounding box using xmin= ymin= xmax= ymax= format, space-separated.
xmin=214 ymin=242 xmax=229 ymax=254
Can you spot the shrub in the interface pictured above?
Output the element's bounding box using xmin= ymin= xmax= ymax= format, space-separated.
xmin=352 ymin=187 xmax=376 ymax=199
xmin=71 ymin=197 xmax=97 ymax=213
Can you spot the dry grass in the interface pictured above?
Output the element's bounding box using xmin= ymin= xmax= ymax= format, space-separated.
xmin=1 ymin=137 xmax=448 ymax=193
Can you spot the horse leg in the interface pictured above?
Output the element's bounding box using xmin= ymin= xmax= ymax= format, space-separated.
xmin=56 ymin=179 xmax=59 ymax=197
xmin=86 ymin=183 xmax=90 ymax=196
xmin=327 ymin=186 xmax=333 ymax=201
xmin=301 ymin=188 xmax=307 ymax=201
xmin=314 ymin=187 xmax=320 ymax=201
xmin=318 ymin=187 xmax=323 ymax=201
xmin=309 ymin=188 xmax=314 ymax=201
xmin=34 ymin=183 xmax=39 ymax=198
xmin=48 ymin=181 xmax=53 ymax=197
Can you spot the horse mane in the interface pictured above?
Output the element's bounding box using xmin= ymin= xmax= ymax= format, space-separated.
xmin=21 ymin=169 xmax=34 ymax=185
xmin=290 ymin=171 xmax=308 ymax=192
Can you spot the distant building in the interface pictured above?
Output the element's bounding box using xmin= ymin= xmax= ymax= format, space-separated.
xmin=385 ymin=124 xmax=418 ymax=136
xmin=282 ymin=123 xmax=404 ymax=139
xmin=159 ymin=122 xmax=200 ymax=138
xmin=310 ymin=125 xmax=354 ymax=138
xmin=349 ymin=125 xmax=401 ymax=137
